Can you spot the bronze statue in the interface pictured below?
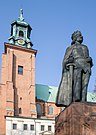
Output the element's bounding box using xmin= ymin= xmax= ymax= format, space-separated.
xmin=56 ymin=31 xmax=93 ymax=107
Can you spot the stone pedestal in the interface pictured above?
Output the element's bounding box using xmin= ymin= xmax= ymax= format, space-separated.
xmin=55 ymin=102 xmax=96 ymax=135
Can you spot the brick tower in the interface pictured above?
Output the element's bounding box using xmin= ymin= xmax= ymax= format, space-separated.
xmin=0 ymin=9 xmax=37 ymax=135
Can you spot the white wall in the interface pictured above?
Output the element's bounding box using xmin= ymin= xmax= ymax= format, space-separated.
xmin=6 ymin=116 xmax=55 ymax=135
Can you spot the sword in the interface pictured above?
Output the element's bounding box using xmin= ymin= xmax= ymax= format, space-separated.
xmin=66 ymin=63 xmax=75 ymax=104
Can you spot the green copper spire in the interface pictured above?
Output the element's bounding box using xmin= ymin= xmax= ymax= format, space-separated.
xmin=8 ymin=9 xmax=33 ymax=48
xmin=18 ymin=9 xmax=24 ymax=21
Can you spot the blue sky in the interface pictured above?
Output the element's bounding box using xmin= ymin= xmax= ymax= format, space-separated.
xmin=0 ymin=0 xmax=96 ymax=91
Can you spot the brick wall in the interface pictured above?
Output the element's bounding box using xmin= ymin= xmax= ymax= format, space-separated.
xmin=0 ymin=43 xmax=37 ymax=134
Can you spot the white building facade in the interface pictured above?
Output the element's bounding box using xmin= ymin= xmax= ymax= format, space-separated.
xmin=6 ymin=116 xmax=55 ymax=135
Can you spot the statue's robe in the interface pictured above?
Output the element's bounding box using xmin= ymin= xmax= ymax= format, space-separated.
xmin=56 ymin=43 xmax=92 ymax=107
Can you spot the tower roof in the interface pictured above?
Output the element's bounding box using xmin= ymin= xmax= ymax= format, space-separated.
xmin=11 ymin=9 xmax=32 ymax=29
xmin=8 ymin=9 xmax=33 ymax=49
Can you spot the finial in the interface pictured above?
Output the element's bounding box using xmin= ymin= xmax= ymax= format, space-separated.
xmin=18 ymin=9 xmax=24 ymax=21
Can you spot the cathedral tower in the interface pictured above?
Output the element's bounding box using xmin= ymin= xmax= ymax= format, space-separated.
xmin=0 ymin=9 xmax=37 ymax=135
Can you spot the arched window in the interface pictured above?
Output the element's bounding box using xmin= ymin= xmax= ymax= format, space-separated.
xmin=36 ymin=104 xmax=42 ymax=114
xmin=48 ymin=105 xmax=53 ymax=115
xmin=19 ymin=31 xmax=24 ymax=37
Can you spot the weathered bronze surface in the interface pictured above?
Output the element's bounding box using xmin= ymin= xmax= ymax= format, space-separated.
xmin=56 ymin=31 xmax=93 ymax=107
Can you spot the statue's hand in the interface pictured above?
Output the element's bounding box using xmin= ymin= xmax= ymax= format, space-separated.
xmin=66 ymin=63 xmax=76 ymax=70
xmin=86 ymin=57 xmax=93 ymax=67
xmin=66 ymin=56 xmax=74 ymax=64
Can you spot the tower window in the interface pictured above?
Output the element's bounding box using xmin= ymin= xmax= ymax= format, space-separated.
xmin=20 ymin=97 xmax=22 ymax=100
xmin=19 ymin=31 xmax=24 ymax=37
xmin=19 ymin=108 xmax=22 ymax=114
xmin=18 ymin=66 xmax=23 ymax=75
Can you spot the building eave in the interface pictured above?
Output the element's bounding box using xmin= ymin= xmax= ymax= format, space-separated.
xmin=5 ymin=115 xmax=55 ymax=121
xmin=4 ymin=42 xmax=37 ymax=56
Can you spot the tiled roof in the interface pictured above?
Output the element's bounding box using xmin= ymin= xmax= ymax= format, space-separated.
xmin=36 ymin=84 xmax=96 ymax=103
xmin=36 ymin=84 xmax=58 ymax=102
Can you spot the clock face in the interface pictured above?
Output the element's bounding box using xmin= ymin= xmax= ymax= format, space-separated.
xmin=18 ymin=39 xmax=25 ymax=45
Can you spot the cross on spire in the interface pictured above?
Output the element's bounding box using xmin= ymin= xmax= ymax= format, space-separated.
xmin=18 ymin=9 xmax=24 ymax=21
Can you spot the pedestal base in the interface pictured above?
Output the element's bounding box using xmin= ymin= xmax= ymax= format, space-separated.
xmin=55 ymin=102 xmax=96 ymax=135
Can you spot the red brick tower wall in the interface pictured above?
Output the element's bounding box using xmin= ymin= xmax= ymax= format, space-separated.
xmin=0 ymin=43 xmax=37 ymax=135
